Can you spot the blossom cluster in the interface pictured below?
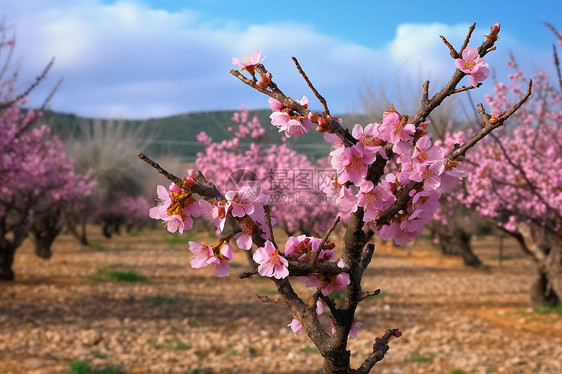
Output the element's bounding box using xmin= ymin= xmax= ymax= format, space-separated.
xmin=319 ymin=108 xmax=468 ymax=245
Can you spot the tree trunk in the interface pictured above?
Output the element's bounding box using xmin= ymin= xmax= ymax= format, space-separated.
xmin=435 ymin=226 xmax=483 ymax=268
xmin=515 ymin=225 xmax=561 ymax=308
xmin=31 ymin=215 xmax=62 ymax=259
xmin=66 ymin=213 xmax=89 ymax=245
xmin=0 ymin=240 xmax=16 ymax=281
xmin=322 ymin=349 xmax=351 ymax=374
xmin=530 ymin=265 xmax=560 ymax=308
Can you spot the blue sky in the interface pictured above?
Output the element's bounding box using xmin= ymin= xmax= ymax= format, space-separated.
xmin=3 ymin=0 xmax=561 ymax=119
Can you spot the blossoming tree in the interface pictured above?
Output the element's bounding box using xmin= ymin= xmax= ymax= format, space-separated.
xmin=456 ymin=28 xmax=562 ymax=307
xmin=141 ymin=23 xmax=531 ymax=373
xmin=0 ymin=36 xmax=95 ymax=280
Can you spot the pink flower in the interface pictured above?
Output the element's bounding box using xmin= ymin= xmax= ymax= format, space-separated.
xmin=321 ymin=272 xmax=350 ymax=296
xmin=268 ymin=96 xmax=312 ymax=138
xmin=288 ymin=317 xmax=304 ymax=334
xmin=355 ymin=180 xmax=396 ymax=222
xmin=284 ymin=235 xmax=334 ymax=262
xmin=225 ymin=185 xmax=261 ymax=217
xmin=149 ymin=184 xmax=201 ymax=234
xmin=268 ymin=97 xmax=283 ymax=111
xmin=439 ymin=159 xmax=468 ymax=191
xmin=455 ymin=47 xmax=489 ymax=87
xmin=199 ymin=199 xmax=229 ymax=232
xmin=233 ymin=216 xmax=260 ymax=250
xmin=378 ymin=111 xmax=415 ymax=145
xmin=352 ymin=123 xmax=387 ymax=160
xmin=330 ymin=145 xmax=375 ymax=185
xmin=188 ymin=241 xmax=234 ymax=277
xmin=253 ymin=240 xmax=289 ymax=279
xmin=232 ymin=49 xmax=266 ymax=75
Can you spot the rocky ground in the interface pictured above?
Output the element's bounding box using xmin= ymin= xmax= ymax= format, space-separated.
xmin=0 ymin=227 xmax=561 ymax=374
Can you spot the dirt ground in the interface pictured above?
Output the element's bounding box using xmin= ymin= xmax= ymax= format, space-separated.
xmin=1 ymin=227 xmax=561 ymax=374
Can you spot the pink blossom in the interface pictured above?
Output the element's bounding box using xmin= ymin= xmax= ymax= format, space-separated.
xmin=253 ymin=240 xmax=289 ymax=279
xmin=378 ymin=111 xmax=415 ymax=145
xmin=439 ymin=159 xmax=468 ymax=191
xmin=149 ymin=184 xmax=201 ymax=234
xmin=331 ymin=145 xmax=375 ymax=185
xmin=356 ymin=180 xmax=396 ymax=222
xmin=321 ymin=272 xmax=350 ymax=296
xmin=199 ymin=199 xmax=229 ymax=232
xmin=232 ymin=49 xmax=266 ymax=74
xmin=455 ymin=47 xmax=489 ymax=87
xmin=352 ymin=123 xmax=387 ymax=160
xmin=268 ymin=97 xmax=283 ymax=111
xmin=285 ymin=235 xmax=334 ymax=262
xmin=288 ymin=317 xmax=304 ymax=334
xmin=188 ymin=241 xmax=233 ymax=277
xmin=225 ymin=185 xmax=261 ymax=217
xmin=268 ymin=96 xmax=311 ymax=138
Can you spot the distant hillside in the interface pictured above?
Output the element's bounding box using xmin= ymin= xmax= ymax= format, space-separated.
xmin=40 ymin=109 xmax=344 ymax=161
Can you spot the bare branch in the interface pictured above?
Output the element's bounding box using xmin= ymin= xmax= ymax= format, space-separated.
xmin=354 ymin=328 xmax=401 ymax=374
xmin=309 ymin=216 xmax=340 ymax=264
xmin=459 ymin=23 xmax=477 ymax=55
xmin=292 ymin=56 xmax=330 ymax=115
xmin=358 ymin=289 xmax=381 ymax=302
xmin=264 ymin=204 xmax=276 ymax=248
xmin=0 ymin=57 xmax=55 ymax=112
xmin=440 ymin=35 xmax=459 ymax=59
xmin=239 ymin=269 xmax=258 ymax=279
xmin=448 ymin=79 xmax=533 ymax=160
xmin=256 ymin=294 xmax=285 ymax=306
xmin=138 ymin=153 xmax=183 ymax=186
xmin=40 ymin=76 xmax=63 ymax=111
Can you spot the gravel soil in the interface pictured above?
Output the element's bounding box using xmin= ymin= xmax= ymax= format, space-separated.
xmin=1 ymin=228 xmax=561 ymax=374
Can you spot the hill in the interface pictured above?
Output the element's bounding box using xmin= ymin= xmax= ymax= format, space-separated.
xmin=40 ymin=109 xmax=344 ymax=161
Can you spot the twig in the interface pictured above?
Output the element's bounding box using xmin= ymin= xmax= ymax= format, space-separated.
xmin=440 ymin=35 xmax=459 ymax=59
xmin=40 ymin=76 xmax=63 ymax=111
xmin=448 ymin=79 xmax=533 ymax=160
xmin=292 ymin=57 xmax=330 ymax=115
xmin=552 ymin=44 xmax=562 ymax=94
xmin=453 ymin=83 xmax=480 ymax=94
xmin=138 ymin=153 xmax=183 ymax=186
xmin=309 ymin=216 xmax=340 ymax=265
xmin=256 ymin=294 xmax=285 ymax=306
xmin=239 ymin=269 xmax=258 ymax=279
xmin=0 ymin=57 xmax=55 ymax=112
xmin=354 ymin=328 xmax=401 ymax=374
xmin=459 ymin=23 xmax=477 ymax=55
xmin=263 ymin=204 xmax=276 ymax=248
xmin=359 ymin=289 xmax=381 ymax=302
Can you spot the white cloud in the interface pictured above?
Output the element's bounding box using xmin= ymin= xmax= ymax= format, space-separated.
xmin=2 ymin=1 xmax=553 ymax=119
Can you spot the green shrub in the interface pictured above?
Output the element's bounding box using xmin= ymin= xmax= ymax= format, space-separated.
xmin=88 ymin=268 xmax=147 ymax=282
xmin=411 ymin=352 xmax=436 ymax=363
xmin=56 ymin=360 xmax=125 ymax=374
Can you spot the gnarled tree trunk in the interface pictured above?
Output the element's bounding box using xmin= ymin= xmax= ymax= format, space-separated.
xmin=31 ymin=213 xmax=62 ymax=259
xmin=515 ymin=225 xmax=562 ymax=308
xmin=434 ymin=225 xmax=483 ymax=268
